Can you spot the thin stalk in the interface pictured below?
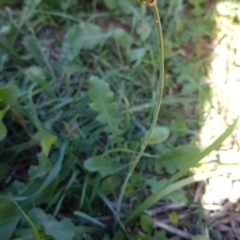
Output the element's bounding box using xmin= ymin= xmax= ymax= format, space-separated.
xmin=116 ymin=0 xmax=164 ymax=226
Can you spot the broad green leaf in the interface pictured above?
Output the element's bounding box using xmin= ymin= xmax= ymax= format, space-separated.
xmin=157 ymin=145 xmax=200 ymax=174
xmin=34 ymin=128 xmax=54 ymax=143
xmin=84 ymin=156 xmax=118 ymax=177
xmin=137 ymin=22 xmax=152 ymax=41
xmin=147 ymin=126 xmax=170 ymax=145
xmin=145 ymin=178 xmax=167 ymax=194
xmin=25 ymin=66 xmax=55 ymax=96
xmin=28 ymin=208 xmax=75 ymax=240
xmin=1 ymin=181 xmax=26 ymax=196
xmin=145 ymin=178 xmax=186 ymax=204
xmin=181 ymin=82 xmax=198 ymax=94
xmin=88 ymin=76 xmax=120 ymax=137
xmin=17 ymin=228 xmax=33 ymax=239
xmin=132 ymin=235 xmax=148 ymax=240
xmin=14 ymin=202 xmax=41 ymax=240
xmin=0 ymin=121 xmax=7 ymax=141
xmin=41 ymin=135 xmax=57 ymax=156
xmin=153 ymin=231 xmax=166 ymax=240
xmin=193 ymin=235 xmax=210 ymax=240
xmin=126 ymin=118 xmax=239 ymax=223
xmin=0 ymin=199 xmax=21 ymax=240
xmin=118 ymin=0 xmax=136 ymax=15
xmin=112 ymin=231 xmax=125 ymax=240
xmin=0 ymin=163 xmax=9 ymax=182
xmin=25 ymin=66 xmax=46 ymax=82
xmin=140 ymin=214 xmax=153 ymax=233
xmin=59 ymin=25 xmax=83 ymax=65
xmin=0 ymin=25 xmax=11 ymax=35
xmin=129 ymin=48 xmax=147 ymax=62
xmin=113 ymin=28 xmax=133 ymax=48
xmin=0 ymin=86 xmax=18 ymax=107
xmin=59 ymin=23 xmax=108 ymax=66
xmin=165 ymin=189 xmax=188 ymax=204
xmin=103 ymin=0 xmax=118 ymax=10
xmin=80 ymin=22 xmax=108 ymax=49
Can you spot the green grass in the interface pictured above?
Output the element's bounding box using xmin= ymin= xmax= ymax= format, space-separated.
xmin=0 ymin=0 xmax=239 ymax=239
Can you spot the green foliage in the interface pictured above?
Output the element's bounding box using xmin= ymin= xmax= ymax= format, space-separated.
xmin=140 ymin=214 xmax=153 ymax=233
xmin=0 ymin=0 xmax=237 ymax=239
xmin=14 ymin=202 xmax=41 ymax=240
xmin=193 ymin=235 xmax=210 ymax=240
xmin=0 ymin=86 xmax=18 ymax=141
xmin=147 ymin=126 xmax=170 ymax=145
xmin=127 ymin=118 xmax=239 ymax=224
xmin=60 ymin=25 xmax=83 ymax=66
xmin=41 ymin=135 xmax=57 ymax=156
xmin=0 ymin=113 xmax=8 ymax=141
xmin=84 ymin=156 xmax=119 ymax=177
xmin=59 ymin=23 xmax=109 ymax=66
xmin=159 ymin=145 xmax=201 ymax=174
xmin=145 ymin=178 xmax=188 ymax=204
xmin=103 ymin=0 xmax=118 ymax=10
xmin=0 ymin=86 xmax=18 ymax=107
xmin=88 ymin=76 xmax=121 ymax=138
xmin=21 ymin=0 xmax=42 ymax=26
xmin=28 ymin=208 xmax=75 ymax=240
xmin=113 ymin=28 xmax=133 ymax=48
xmin=188 ymin=0 xmax=207 ymax=16
xmin=0 ymin=200 xmax=21 ymax=240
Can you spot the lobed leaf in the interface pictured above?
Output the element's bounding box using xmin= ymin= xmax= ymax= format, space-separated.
xmin=88 ymin=76 xmax=121 ymax=138
xmin=84 ymin=156 xmax=119 ymax=177
xmin=28 ymin=208 xmax=75 ymax=240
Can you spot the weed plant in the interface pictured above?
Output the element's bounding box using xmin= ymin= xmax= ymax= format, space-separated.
xmin=0 ymin=0 xmax=239 ymax=239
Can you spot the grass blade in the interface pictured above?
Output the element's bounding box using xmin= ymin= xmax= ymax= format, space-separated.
xmin=74 ymin=211 xmax=107 ymax=229
xmin=14 ymin=201 xmax=41 ymax=240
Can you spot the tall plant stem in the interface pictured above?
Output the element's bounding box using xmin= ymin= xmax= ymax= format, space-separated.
xmin=116 ymin=0 xmax=165 ymax=226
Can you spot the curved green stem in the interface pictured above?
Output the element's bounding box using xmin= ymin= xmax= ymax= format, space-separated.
xmin=116 ymin=0 xmax=165 ymax=226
